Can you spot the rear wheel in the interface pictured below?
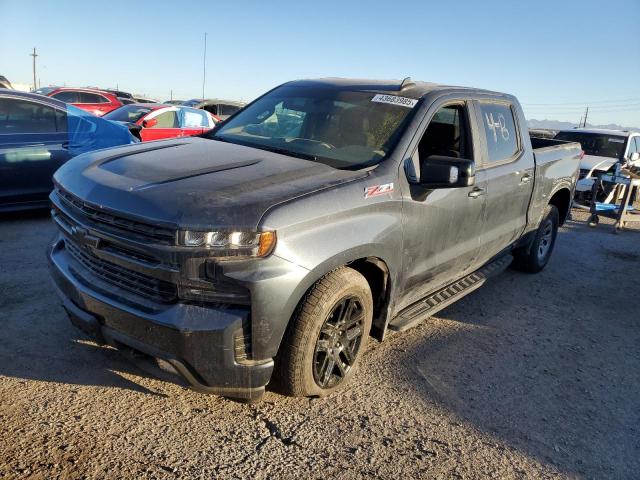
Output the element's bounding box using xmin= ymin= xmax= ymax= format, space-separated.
xmin=274 ymin=267 xmax=373 ymax=397
xmin=512 ymin=205 xmax=559 ymax=273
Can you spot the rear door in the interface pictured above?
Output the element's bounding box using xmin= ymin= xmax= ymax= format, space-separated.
xmin=0 ymin=96 xmax=70 ymax=206
xmin=473 ymin=100 xmax=535 ymax=266
xmin=398 ymin=98 xmax=488 ymax=309
xmin=179 ymin=107 xmax=211 ymax=136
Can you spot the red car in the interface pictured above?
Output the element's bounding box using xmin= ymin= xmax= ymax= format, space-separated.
xmin=47 ymin=87 xmax=123 ymax=116
xmin=103 ymin=104 xmax=218 ymax=142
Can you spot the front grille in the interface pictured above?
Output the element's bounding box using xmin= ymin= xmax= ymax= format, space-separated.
xmin=65 ymin=239 xmax=177 ymax=303
xmin=56 ymin=187 xmax=176 ymax=245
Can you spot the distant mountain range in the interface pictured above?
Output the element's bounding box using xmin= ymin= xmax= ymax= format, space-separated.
xmin=528 ymin=119 xmax=640 ymax=133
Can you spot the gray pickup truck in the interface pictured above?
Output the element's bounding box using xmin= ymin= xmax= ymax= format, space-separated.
xmin=48 ymin=78 xmax=581 ymax=402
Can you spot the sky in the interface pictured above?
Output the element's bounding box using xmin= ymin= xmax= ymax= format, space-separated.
xmin=1 ymin=0 xmax=639 ymax=127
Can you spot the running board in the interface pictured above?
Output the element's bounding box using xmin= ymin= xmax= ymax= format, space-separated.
xmin=388 ymin=255 xmax=512 ymax=332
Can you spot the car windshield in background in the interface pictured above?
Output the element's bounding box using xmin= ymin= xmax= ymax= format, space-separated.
xmin=554 ymin=131 xmax=626 ymax=159
xmin=103 ymin=105 xmax=153 ymax=123
xmin=210 ymin=86 xmax=417 ymax=169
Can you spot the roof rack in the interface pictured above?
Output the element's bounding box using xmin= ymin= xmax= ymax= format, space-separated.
xmin=400 ymin=77 xmax=415 ymax=90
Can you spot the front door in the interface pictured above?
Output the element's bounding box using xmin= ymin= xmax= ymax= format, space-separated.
xmin=140 ymin=108 xmax=182 ymax=141
xmin=397 ymin=101 xmax=488 ymax=311
xmin=0 ymin=97 xmax=70 ymax=207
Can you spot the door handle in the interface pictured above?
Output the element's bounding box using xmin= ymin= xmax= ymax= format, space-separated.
xmin=468 ymin=187 xmax=485 ymax=198
xmin=520 ymin=173 xmax=532 ymax=184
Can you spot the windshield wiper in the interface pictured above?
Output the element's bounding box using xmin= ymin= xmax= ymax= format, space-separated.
xmin=257 ymin=145 xmax=318 ymax=162
xmin=209 ymin=136 xmax=318 ymax=162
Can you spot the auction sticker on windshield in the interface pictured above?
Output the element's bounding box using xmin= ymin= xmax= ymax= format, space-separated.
xmin=371 ymin=94 xmax=418 ymax=108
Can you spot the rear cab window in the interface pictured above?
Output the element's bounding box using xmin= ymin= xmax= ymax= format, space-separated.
xmin=477 ymin=102 xmax=521 ymax=165
xmin=553 ymin=131 xmax=627 ymax=159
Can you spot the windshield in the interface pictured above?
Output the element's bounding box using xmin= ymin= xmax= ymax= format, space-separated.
xmin=103 ymin=105 xmax=154 ymax=123
xmin=210 ymin=86 xmax=418 ymax=168
xmin=554 ymin=131 xmax=627 ymax=159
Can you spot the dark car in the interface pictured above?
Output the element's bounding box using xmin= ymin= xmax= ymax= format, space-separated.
xmin=0 ymin=89 xmax=137 ymax=212
xmin=48 ymin=78 xmax=581 ymax=402
xmin=32 ymin=86 xmax=60 ymax=96
xmin=181 ymin=98 xmax=245 ymax=120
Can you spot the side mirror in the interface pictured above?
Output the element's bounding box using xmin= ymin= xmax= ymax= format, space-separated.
xmin=142 ymin=118 xmax=158 ymax=128
xmin=420 ymin=155 xmax=475 ymax=188
xmin=629 ymin=152 xmax=640 ymax=162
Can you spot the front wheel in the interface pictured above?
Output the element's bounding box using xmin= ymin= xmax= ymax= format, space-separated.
xmin=273 ymin=267 xmax=373 ymax=397
xmin=512 ymin=205 xmax=559 ymax=273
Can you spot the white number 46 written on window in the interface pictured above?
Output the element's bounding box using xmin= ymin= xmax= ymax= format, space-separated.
xmin=485 ymin=112 xmax=510 ymax=143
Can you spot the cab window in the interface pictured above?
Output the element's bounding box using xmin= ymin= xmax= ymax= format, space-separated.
xmin=417 ymin=104 xmax=472 ymax=161
xmin=478 ymin=102 xmax=520 ymax=163
xmin=151 ymin=110 xmax=179 ymax=128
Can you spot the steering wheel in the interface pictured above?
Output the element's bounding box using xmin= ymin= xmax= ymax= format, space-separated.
xmin=287 ymin=138 xmax=336 ymax=150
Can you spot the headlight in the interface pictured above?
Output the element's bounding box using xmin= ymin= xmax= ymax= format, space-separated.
xmin=179 ymin=230 xmax=276 ymax=258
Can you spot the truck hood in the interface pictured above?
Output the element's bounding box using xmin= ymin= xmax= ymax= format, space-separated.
xmin=54 ymin=137 xmax=367 ymax=229
xmin=580 ymin=154 xmax=617 ymax=172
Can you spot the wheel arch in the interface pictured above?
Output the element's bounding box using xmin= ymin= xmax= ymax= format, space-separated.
xmin=269 ymin=251 xmax=395 ymax=359
xmin=548 ymin=187 xmax=571 ymax=225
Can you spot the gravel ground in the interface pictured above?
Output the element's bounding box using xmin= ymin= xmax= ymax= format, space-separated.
xmin=0 ymin=208 xmax=639 ymax=479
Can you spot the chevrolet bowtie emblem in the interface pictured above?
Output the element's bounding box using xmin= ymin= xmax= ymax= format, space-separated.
xmin=71 ymin=226 xmax=101 ymax=248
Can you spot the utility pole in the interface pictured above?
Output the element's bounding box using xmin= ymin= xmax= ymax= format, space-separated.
xmin=170 ymin=89 xmax=173 ymax=101
xmin=30 ymin=47 xmax=38 ymax=91
xmin=583 ymin=106 xmax=589 ymax=127
xmin=202 ymin=32 xmax=207 ymax=102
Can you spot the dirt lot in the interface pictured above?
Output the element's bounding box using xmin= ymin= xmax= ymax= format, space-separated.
xmin=0 ymin=209 xmax=639 ymax=479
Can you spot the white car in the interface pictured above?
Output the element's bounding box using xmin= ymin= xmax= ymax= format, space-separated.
xmin=554 ymin=128 xmax=640 ymax=200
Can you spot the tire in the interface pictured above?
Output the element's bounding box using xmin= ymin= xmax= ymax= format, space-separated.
xmin=512 ymin=205 xmax=559 ymax=273
xmin=273 ymin=267 xmax=373 ymax=397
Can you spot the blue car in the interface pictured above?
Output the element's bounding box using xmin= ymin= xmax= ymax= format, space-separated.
xmin=0 ymin=89 xmax=138 ymax=212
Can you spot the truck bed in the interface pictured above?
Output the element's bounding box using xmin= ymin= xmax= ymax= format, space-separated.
xmin=524 ymin=135 xmax=582 ymax=233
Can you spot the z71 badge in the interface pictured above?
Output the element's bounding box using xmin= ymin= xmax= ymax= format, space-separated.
xmin=364 ymin=183 xmax=394 ymax=198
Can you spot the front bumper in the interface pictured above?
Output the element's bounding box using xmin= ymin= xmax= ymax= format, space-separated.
xmin=48 ymin=236 xmax=273 ymax=400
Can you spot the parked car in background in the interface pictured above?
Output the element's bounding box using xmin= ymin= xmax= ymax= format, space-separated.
xmin=103 ymin=103 xmax=217 ymax=142
xmin=0 ymin=76 xmax=14 ymax=89
xmin=554 ymin=128 xmax=640 ymax=201
xmin=32 ymin=86 xmax=60 ymax=96
xmin=132 ymin=96 xmax=158 ymax=104
xmin=101 ymin=89 xmax=137 ymax=105
xmin=47 ymin=87 xmax=123 ymax=116
xmin=48 ymin=78 xmax=580 ymax=402
xmin=0 ymin=89 xmax=137 ymax=211
xmin=163 ymin=100 xmax=184 ymax=105
xmin=182 ymin=98 xmax=245 ymax=120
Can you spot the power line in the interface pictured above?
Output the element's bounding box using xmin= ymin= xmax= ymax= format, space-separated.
xmin=522 ymin=97 xmax=640 ymax=106
xmin=524 ymin=107 xmax=640 ymax=114
xmin=524 ymin=102 xmax=640 ymax=110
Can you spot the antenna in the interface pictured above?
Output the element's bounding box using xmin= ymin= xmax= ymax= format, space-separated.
xmin=202 ymin=32 xmax=207 ymax=102
xmin=583 ymin=106 xmax=589 ymax=127
xmin=400 ymin=77 xmax=415 ymax=90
